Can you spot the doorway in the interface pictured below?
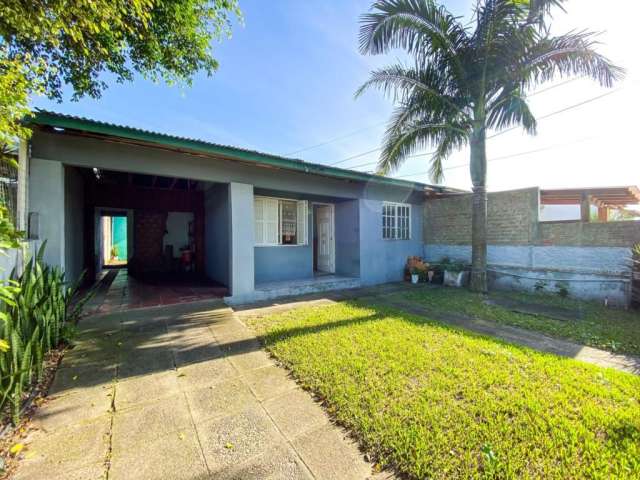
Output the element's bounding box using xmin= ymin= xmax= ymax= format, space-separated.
xmin=102 ymin=213 xmax=128 ymax=267
xmin=313 ymin=204 xmax=335 ymax=275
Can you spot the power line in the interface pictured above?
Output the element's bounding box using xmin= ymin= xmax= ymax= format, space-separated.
xmin=327 ymin=77 xmax=583 ymax=167
xmin=392 ymin=135 xmax=597 ymax=179
xmin=284 ymin=120 xmax=387 ymax=156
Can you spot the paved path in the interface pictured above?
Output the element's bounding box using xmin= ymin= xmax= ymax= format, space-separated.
xmin=377 ymin=297 xmax=640 ymax=375
xmin=16 ymin=300 xmax=390 ymax=480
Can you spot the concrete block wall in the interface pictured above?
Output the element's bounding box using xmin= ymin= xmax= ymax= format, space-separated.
xmin=424 ymin=188 xmax=640 ymax=305
xmin=424 ymin=187 xmax=539 ymax=245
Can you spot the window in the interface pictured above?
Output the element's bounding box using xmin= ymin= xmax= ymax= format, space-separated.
xmin=254 ymin=196 xmax=308 ymax=246
xmin=382 ymin=202 xmax=411 ymax=240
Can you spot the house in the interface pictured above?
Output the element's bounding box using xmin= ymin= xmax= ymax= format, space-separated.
xmin=18 ymin=111 xmax=457 ymax=304
xmin=14 ymin=111 xmax=640 ymax=306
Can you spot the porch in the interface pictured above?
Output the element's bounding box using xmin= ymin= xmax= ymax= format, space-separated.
xmin=227 ymin=274 xmax=362 ymax=305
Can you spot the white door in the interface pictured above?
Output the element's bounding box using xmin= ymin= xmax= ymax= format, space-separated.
xmin=316 ymin=205 xmax=335 ymax=273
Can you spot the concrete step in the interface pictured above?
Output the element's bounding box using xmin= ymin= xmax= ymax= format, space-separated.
xmin=225 ymin=277 xmax=362 ymax=305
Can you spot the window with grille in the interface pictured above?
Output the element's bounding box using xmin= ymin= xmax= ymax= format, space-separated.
xmin=382 ymin=202 xmax=411 ymax=240
xmin=254 ymin=196 xmax=308 ymax=246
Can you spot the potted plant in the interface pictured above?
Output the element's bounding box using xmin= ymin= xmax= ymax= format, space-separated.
xmin=440 ymin=257 xmax=469 ymax=287
xmin=410 ymin=266 xmax=420 ymax=284
xmin=405 ymin=256 xmax=429 ymax=283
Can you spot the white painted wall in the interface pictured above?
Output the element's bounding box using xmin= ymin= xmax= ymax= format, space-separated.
xmin=163 ymin=212 xmax=194 ymax=258
xmin=29 ymin=158 xmax=65 ymax=270
xmin=229 ymin=182 xmax=254 ymax=298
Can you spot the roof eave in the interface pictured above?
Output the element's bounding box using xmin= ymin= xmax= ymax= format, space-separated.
xmin=28 ymin=110 xmax=450 ymax=193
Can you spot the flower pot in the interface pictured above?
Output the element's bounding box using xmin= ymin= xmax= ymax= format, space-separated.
xmin=443 ymin=270 xmax=469 ymax=287
xmin=427 ymin=270 xmax=434 ymax=283
xmin=411 ymin=274 xmax=419 ymax=284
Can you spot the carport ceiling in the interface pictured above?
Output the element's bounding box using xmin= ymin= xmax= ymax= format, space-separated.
xmin=86 ymin=168 xmax=199 ymax=191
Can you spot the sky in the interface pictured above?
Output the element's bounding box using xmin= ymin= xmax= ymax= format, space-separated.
xmin=33 ymin=0 xmax=639 ymax=193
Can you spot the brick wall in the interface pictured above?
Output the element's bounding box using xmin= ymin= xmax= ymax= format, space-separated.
xmin=424 ymin=187 xmax=640 ymax=248
xmin=130 ymin=210 xmax=167 ymax=273
xmin=540 ymin=221 xmax=640 ymax=247
xmin=424 ymin=187 xmax=539 ymax=245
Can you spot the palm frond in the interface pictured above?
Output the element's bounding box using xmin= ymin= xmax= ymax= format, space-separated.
xmin=359 ymin=0 xmax=469 ymax=86
xmin=429 ymin=131 xmax=468 ymax=183
xmin=377 ymin=116 xmax=467 ymax=175
xmin=487 ymin=89 xmax=536 ymax=134
xmin=521 ymin=30 xmax=625 ymax=87
xmin=355 ymin=63 xmax=469 ymax=119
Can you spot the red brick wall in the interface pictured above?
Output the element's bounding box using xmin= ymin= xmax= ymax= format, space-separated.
xmin=130 ymin=211 xmax=167 ymax=273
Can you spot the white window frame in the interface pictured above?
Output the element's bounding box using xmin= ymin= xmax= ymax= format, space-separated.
xmin=254 ymin=196 xmax=308 ymax=247
xmin=382 ymin=202 xmax=411 ymax=240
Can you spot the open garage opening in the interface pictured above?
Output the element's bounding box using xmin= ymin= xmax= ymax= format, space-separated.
xmin=62 ymin=165 xmax=229 ymax=312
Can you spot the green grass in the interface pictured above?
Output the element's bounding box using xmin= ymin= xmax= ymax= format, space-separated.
xmin=249 ymin=302 xmax=640 ymax=479
xmin=395 ymin=288 xmax=640 ymax=356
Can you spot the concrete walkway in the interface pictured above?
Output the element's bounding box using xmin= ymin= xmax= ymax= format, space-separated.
xmin=15 ymin=300 xmax=390 ymax=480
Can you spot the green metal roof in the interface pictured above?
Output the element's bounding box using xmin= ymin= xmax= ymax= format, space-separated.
xmin=28 ymin=110 xmax=451 ymax=192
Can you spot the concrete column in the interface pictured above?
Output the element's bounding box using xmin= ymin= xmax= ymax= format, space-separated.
xmin=228 ymin=182 xmax=254 ymax=297
xmin=17 ymin=139 xmax=29 ymax=232
xmin=28 ymin=158 xmax=65 ymax=269
xmin=580 ymin=193 xmax=591 ymax=223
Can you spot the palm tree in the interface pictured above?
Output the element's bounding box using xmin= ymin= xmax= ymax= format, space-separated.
xmin=356 ymin=0 xmax=623 ymax=292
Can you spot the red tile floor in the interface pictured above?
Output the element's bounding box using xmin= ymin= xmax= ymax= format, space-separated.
xmin=86 ymin=268 xmax=228 ymax=314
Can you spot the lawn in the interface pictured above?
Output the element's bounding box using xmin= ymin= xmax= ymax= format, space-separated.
xmin=249 ymin=302 xmax=640 ymax=479
xmin=394 ymin=288 xmax=640 ymax=356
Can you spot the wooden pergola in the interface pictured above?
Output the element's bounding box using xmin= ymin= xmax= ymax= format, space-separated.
xmin=540 ymin=186 xmax=640 ymax=222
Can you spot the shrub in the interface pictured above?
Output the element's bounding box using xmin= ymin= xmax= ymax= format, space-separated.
xmin=0 ymin=242 xmax=89 ymax=424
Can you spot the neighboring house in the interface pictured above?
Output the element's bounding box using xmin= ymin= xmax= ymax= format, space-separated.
xmin=18 ymin=111 xmax=456 ymax=304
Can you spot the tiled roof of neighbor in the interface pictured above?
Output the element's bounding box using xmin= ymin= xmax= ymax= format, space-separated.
xmin=28 ymin=110 xmax=457 ymax=193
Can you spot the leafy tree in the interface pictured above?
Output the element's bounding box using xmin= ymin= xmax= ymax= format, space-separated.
xmin=0 ymin=0 xmax=241 ymax=183
xmin=356 ymin=0 xmax=623 ymax=292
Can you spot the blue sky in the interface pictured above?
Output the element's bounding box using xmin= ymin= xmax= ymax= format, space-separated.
xmin=33 ymin=1 xmax=638 ymax=193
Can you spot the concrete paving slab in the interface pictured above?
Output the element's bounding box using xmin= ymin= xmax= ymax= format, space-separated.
xmin=109 ymin=429 xmax=208 ymax=480
xmin=185 ymin=378 xmax=258 ymax=423
xmin=262 ymin=388 xmax=330 ymax=440
xmin=17 ymin=415 xmax=110 ymax=478
xmin=195 ymin=405 xmax=286 ymax=476
xmin=118 ymin=348 xmax=176 ymax=378
xmin=176 ymin=356 xmax=239 ymax=390
xmin=292 ymin=423 xmax=373 ymax=480
xmin=112 ymin=392 xmax=194 ymax=456
xmin=115 ymin=370 xmax=181 ymax=409
xmin=32 ymin=384 xmax=114 ymax=432
xmin=48 ymin=363 xmax=116 ymax=395
xmin=217 ymin=444 xmax=313 ymax=480
xmin=173 ymin=340 xmax=224 ymax=368
xmin=241 ymin=364 xmax=297 ymax=401
xmin=13 ymin=459 xmax=106 ymax=480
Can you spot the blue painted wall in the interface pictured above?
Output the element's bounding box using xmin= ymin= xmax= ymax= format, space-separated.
xmin=254 ymin=206 xmax=313 ymax=284
xmin=359 ymin=198 xmax=424 ymax=285
xmin=204 ymin=183 xmax=230 ymax=286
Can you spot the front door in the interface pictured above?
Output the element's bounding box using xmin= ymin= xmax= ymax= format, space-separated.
xmin=315 ymin=205 xmax=334 ymax=274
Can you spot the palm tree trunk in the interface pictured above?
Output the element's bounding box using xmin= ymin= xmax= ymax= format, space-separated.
xmin=469 ymin=124 xmax=488 ymax=293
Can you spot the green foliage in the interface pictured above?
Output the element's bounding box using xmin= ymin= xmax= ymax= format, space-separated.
xmin=554 ymin=281 xmax=570 ymax=298
xmin=356 ymin=0 xmax=623 ymax=181
xmin=533 ymin=280 xmax=547 ymax=292
xmin=0 ymin=242 xmax=90 ymax=424
xmin=250 ymin=302 xmax=640 ymax=479
xmin=0 ymin=0 xmax=241 ymax=212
